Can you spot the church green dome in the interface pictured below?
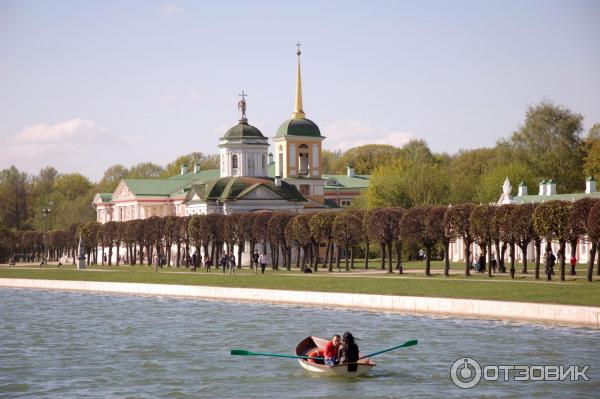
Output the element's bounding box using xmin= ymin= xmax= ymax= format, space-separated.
xmin=223 ymin=119 xmax=265 ymax=139
xmin=276 ymin=118 xmax=322 ymax=138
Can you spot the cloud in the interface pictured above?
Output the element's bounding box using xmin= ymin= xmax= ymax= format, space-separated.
xmin=0 ymin=118 xmax=128 ymax=180
xmin=15 ymin=118 xmax=107 ymax=144
xmin=161 ymin=4 xmax=183 ymax=16
xmin=321 ymin=120 xmax=414 ymax=151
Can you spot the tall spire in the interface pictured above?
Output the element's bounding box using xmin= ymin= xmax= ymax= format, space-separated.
xmin=292 ymin=42 xmax=306 ymax=119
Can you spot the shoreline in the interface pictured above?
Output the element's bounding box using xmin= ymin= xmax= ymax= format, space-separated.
xmin=1 ymin=278 xmax=599 ymax=328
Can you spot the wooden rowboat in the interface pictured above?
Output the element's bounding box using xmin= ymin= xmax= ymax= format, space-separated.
xmin=295 ymin=336 xmax=376 ymax=377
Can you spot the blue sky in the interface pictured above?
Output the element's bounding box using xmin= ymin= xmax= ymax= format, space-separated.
xmin=1 ymin=0 xmax=599 ymax=180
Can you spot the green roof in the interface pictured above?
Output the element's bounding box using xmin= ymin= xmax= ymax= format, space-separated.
xmin=222 ymin=119 xmax=265 ymax=139
xmin=276 ymin=118 xmax=322 ymax=138
xmin=167 ymin=169 xmax=220 ymax=181
xmin=124 ymin=169 xmax=219 ymax=196
xmin=97 ymin=193 xmax=113 ymax=202
xmin=322 ymin=174 xmax=370 ymax=190
xmin=186 ymin=176 xmax=306 ymax=202
xmin=513 ymin=192 xmax=600 ymax=204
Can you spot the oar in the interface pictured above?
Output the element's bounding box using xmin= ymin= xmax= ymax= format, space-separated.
xmin=358 ymin=339 xmax=418 ymax=360
xmin=231 ymin=349 xmax=324 ymax=361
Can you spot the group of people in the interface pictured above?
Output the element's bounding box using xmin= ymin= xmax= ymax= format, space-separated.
xmin=251 ymin=252 xmax=268 ymax=274
xmin=323 ymin=333 xmax=359 ymax=370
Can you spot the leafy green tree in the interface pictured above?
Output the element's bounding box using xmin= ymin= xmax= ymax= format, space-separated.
xmin=97 ymin=164 xmax=129 ymax=193
xmin=533 ymin=200 xmax=573 ymax=281
xmin=287 ymin=214 xmax=313 ymax=268
xmin=447 ymin=148 xmax=499 ymax=204
xmin=332 ymin=144 xmax=402 ymax=175
xmin=127 ymin=162 xmax=164 ymax=179
xmin=476 ymin=163 xmax=537 ymax=204
xmin=496 ymin=205 xmax=520 ymax=278
xmin=507 ymin=101 xmax=585 ymax=193
xmin=512 ymin=204 xmax=537 ymax=275
xmin=0 ymin=166 xmax=30 ymax=229
xmin=160 ymin=152 xmax=219 ymax=178
xmin=225 ymin=214 xmax=243 ymax=267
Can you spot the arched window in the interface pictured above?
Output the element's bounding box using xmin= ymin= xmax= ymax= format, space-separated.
xmin=262 ymin=154 xmax=266 ymax=169
xmin=232 ymin=154 xmax=238 ymax=169
xmin=298 ymin=144 xmax=309 ymax=175
xmin=248 ymin=158 xmax=255 ymax=176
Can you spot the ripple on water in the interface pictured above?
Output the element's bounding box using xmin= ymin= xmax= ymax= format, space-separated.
xmin=0 ymin=288 xmax=599 ymax=399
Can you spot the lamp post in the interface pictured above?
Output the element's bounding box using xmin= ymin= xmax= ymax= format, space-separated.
xmin=41 ymin=206 xmax=52 ymax=266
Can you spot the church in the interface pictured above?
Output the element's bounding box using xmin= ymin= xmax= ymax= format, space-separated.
xmin=93 ymin=46 xmax=370 ymax=223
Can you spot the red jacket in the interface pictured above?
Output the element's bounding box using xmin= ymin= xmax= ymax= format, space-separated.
xmin=324 ymin=341 xmax=338 ymax=359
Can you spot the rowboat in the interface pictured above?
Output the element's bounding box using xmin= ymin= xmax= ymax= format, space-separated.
xmin=295 ymin=336 xmax=376 ymax=377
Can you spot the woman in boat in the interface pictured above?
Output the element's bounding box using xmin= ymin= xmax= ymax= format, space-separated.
xmin=338 ymin=332 xmax=359 ymax=371
xmin=323 ymin=335 xmax=341 ymax=366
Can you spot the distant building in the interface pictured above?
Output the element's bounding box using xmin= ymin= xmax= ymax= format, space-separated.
xmin=93 ymin=47 xmax=370 ymax=223
xmin=448 ymin=177 xmax=599 ymax=264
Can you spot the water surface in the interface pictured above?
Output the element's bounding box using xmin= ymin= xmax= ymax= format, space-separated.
xmin=0 ymin=288 xmax=598 ymax=398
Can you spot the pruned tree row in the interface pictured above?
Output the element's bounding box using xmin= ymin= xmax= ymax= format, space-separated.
xmin=3 ymin=199 xmax=600 ymax=282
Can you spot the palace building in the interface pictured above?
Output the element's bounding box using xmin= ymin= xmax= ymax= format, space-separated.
xmin=93 ymin=46 xmax=370 ymax=223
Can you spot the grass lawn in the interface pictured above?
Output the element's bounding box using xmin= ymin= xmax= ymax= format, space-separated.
xmin=1 ymin=262 xmax=599 ymax=307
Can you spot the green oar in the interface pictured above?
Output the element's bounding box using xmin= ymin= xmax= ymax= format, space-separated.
xmin=231 ymin=349 xmax=324 ymax=361
xmin=359 ymin=339 xmax=418 ymax=360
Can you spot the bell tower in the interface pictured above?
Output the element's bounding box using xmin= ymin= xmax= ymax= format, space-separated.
xmin=273 ymin=43 xmax=325 ymax=200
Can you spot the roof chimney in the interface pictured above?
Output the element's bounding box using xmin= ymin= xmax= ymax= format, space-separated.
xmin=180 ymin=164 xmax=188 ymax=175
xmin=346 ymin=164 xmax=355 ymax=177
xmin=546 ymin=180 xmax=557 ymax=196
xmin=274 ymin=176 xmax=282 ymax=188
xmin=586 ymin=177 xmax=597 ymax=194
xmin=194 ymin=162 xmax=201 ymax=174
xmin=518 ymin=182 xmax=528 ymax=197
xmin=539 ymin=180 xmax=546 ymax=196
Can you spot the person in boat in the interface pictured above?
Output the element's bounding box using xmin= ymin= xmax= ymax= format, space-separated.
xmin=338 ymin=332 xmax=359 ymax=371
xmin=323 ymin=334 xmax=341 ymax=366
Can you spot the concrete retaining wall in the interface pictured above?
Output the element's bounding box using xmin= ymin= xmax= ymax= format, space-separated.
xmin=1 ymin=278 xmax=598 ymax=328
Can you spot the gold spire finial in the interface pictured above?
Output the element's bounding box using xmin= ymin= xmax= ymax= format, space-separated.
xmin=292 ymin=42 xmax=305 ymax=119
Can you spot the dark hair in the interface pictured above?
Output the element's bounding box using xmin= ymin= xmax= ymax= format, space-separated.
xmin=342 ymin=332 xmax=355 ymax=346
xmin=333 ymin=334 xmax=341 ymax=340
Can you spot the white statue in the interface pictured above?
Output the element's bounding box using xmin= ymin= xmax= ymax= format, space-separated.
xmin=502 ymin=177 xmax=511 ymax=196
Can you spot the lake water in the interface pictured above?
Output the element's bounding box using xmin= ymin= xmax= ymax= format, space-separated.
xmin=1 ymin=288 xmax=599 ymax=398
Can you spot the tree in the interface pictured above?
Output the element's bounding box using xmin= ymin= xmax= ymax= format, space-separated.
xmin=583 ymin=123 xmax=600 ymax=179
xmin=253 ymin=211 xmax=273 ymax=261
xmin=225 ymin=214 xmax=244 ymax=268
xmin=77 ymin=221 xmax=100 ymax=265
xmin=512 ymin=204 xmax=536 ymax=275
xmin=238 ymin=213 xmax=257 ymax=263
xmin=97 ymin=164 xmax=129 ymax=192
xmin=268 ymin=212 xmax=294 ymax=270
xmin=160 ymin=152 xmax=219 ymax=178
xmin=163 ymin=216 xmax=179 ymax=267
xmin=127 ymin=162 xmax=164 ymax=179
xmin=309 ymin=212 xmax=336 ymax=272
xmin=444 ymin=204 xmax=475 ymax=276
xmin=475 ymin=163 xmax=537 ymax=204
xmin=507 ymin=101 xmax=585 ymax=193
xmin=469 ymin=204 xmax=496 ymax=278
xmin=533 ymin=201 xmax=573 ymax=281
xmin=427 ymin=206 xmax=451 ymax=276
xmin=101 ymin=221 xmax=119 ymax=265
xmin=367 ymin=208 xmax=404 ymax=273
xmin=365 ymin=157 xmax=450 ymax=209
xmin=287 ymin=214 xmax=313 ymax=269
xmin=188 ymin=215 xmax=204 ymax=269
xmin=567 ymin=199 xmax=598 ymax=276
xmin=332 ymin=211 xmax=362 ymax=271
xmin=332 ymin=144 xmax=402 ymax=175
xmin=400 ymin=206 xmax=436 ymax=276
xmin=0 ymin=166 xmax=30 ymax=229
xmin=448 ymin=148 xmax=499 ymax=204
xmin=496 ymin=205 xmax=520 ymax=279
xmin=587 ymin=201 xmax=600 ymax=282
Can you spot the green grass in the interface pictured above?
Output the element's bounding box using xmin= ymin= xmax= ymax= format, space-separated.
xmin=1 ymin=263 xmax=599 ymax=307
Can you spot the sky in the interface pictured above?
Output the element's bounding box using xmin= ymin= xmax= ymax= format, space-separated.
xmin=1 ymin=0 xmax=599 ymax=181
